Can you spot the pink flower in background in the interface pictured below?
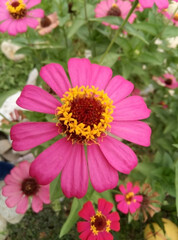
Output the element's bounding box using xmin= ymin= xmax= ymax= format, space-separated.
xmin=115 ymin=182 xmax=143 ymax=214
xmin=158 ymin=9 xmax=178 ymax=26
xmin=157 ymin=73 xmax=178 ymax=89
xmin=36 ymin=12 xmax=59 ymax=35
xmin=129 ymin=0 xmax=144 ymax=12
xmin=2 ymin=161 xmax=50 ymax=214
xmin=11 ymin=58 xmax=151 ymax=198
xmin=0 ymin=0 xmax=44 ymax=36
xmin=95 ymin=0 xmax=137 ymax=29
xmin=138 ymin=0 xmax=169 ymax=9
xmin=77 ymin=198 xmax=120 ymax=239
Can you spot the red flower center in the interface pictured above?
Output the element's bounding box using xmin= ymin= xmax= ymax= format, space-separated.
xmin=165 ymin=78 xmax=172 ymax=85
xmin=21 ymin=178 xmax=40 ymax=196
xmin=40 ymin=16 xmax=52 ymax=28
xmin=91 ymin=215 xmax=107 ymax=231
xmin=11 ymin=1 xmax=20 ymax=8
xmin=107 ymin=4 xmax=121 ymax=17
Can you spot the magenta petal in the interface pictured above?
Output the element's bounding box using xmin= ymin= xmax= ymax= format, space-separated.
xmin=87 ymin=144 xmax=118 ymax=192
xmin=25 ymin=17 xmax=39 ymax=28
xmin=111 ymin=120 xmax=151 ymax=147
xmin=32 ymin=195 xmax=43 ymax=213
xmin=11 ymin=122 xmax=59 ymax=151
xmin=16 ymin=20 xmax=27 ymax=33
xmin=119 ymin=185 xmax=126 ymax=194
xmin=77 ymin=222 xmax=90 ymax=233
xmin=16 ymin=196 xmax=29 ymax=214
xmin=133 ymin=185 xmax=140 ymax=194
xmin=139 ymin=0 xmax=154 ymax=8
xmin=30 ymin=138 xmax=73 ymax=185
xmin=98 ymin=198 xmax=113 ymax=215
xmin=99 ymin=136 xmax=138 ymax=174
xmin=134 ymin=195 xmax=143 ymax=202
xmin=126 ymin=182 xmax=133 ymax=192
xmin=61 ymin=144 xmax=88 ymax=198
xmin=17 ymin=85 xmax=60 ymax=114
xmin=27 ymin=9 xmax=44 ymax=18
xmin=26 ymin=0 xmax=41 ymax=9
xmin=117 ymin=201 xmax=129 ymax=214
xmin=40 ymin=63 xmax=71 ymax=98
xmin=113 ymin=96 xmax=151 ymax=121
xmin=105 ymin=75 xmax=134 ymax=104
xmin=115 ymin=194 xmax=125 ymax=202
xmin=99 ymin=232 xmax=113 ymax=240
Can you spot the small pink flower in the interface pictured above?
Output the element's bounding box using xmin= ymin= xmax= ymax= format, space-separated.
xmin=11 ymin=58 xmax=151 ymax=198
xmin=2 ymin=161 xmax=50 ymax=214
xmin=158 ymin=73 xmax=178 ymax=89
xmin=115 ymin=182 xmax=143 ymax=214
xmin=36 ymin=12 xmax=59 ymax=35
xmin=0 ymin=0 xmax=44 ymax=36
xmin=95 ymin=0 xmax=137 ymax=29
xmin=138 ymin=0 xmax=169 ymax=9
xmin=77 ymin=198 xmax=120 ymax=240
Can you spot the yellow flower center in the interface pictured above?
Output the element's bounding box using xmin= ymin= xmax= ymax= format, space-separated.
xmin=6 ymin=0 xmax=27 ymax=19
xmin=56 ymin=86 xmax=114 ymax=144
xmin=125 ymin=192 xmax=136 ymax=205
xmin=90 ymin=211 xmax=111 ymax=235
xmin=173 ymin=13 xmax=178 ymax=21
xmin=136 ymin=3 xmax=141 ymax=8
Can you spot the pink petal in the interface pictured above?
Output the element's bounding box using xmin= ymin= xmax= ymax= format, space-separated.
xmin=99 ymin=136 xmax=138 ymax=174
xmin=111 ymin=120 xmax=151 ymax=147
xmin=17 ymin=85 xmax=60 ymax=114
xmin=18 ymin=161 xmax=30 ymax=178
xmin=77 ymin=221 xmax=90 ymax=233
xmin=78 ymin=201 xmax=95 ymax=221
xmin=16 ymin=19 xmax=27 ymax=33
xmin=30 ymin=138 xmax=73 ymax=185
xmin=5 ymin=192 xmax=23 ymax=208
xmin=117 ymin=200 xmax=129 ymax=214
xmin=105 ymin=76 xmax=134 ymax=105
xmin=4 ymin=174 xmax=17 ymax=185
xmin=129 ymin=202 xmax=139 ymax=214
xmin=2 ymin=185 xmax=21 ymax=197
xmin=32 ymin=195 xmax=43 ymax=213
xmin=26 ymin=0 xmax=41 ymax=9
xmin=108 ymin=212 xmax=120 ymax=222
xmin=119 ymin=185 xmax=126 ymax=194
xmin=155 ymin=0 xmax=169 ymax=9
xmin=98 ymin=199 xmax=113 ymax=215
xmin=110 ymin=220 xmax=120 ymax=231
xmin=10 ymin=166 xmax=24 ymax=182
xmin=37 ymin=185 xmax=50 ymax=204
xmin=68 ymin=58 xmax=112 ymax=89
xmin=79 ymin=229 xmax=92 ymax=240
xmin=16 ymin=196 xmax=29 ymax=214
xmin=87 ymin=144 xmax=118 ymax=192
xmin=99 ymin=232 xmax=113 ymax=240
xmin=113 ymin=96 xmax=151 ymax=121
xmin=27 ymin=9 xmax=44 ymax=18
xmin=61 ymin=144 xmax=88 ymax=198
xmin=0 ymin=11 xmax=10 ymax=21
xmin=139 ymin=0 xmax=154 ymax=8
xmin=132 ymin=185 xmax=140 ymax=194
xmin=0 ymin=19 xmax=12 ymax=33
xmin=11 ymin=122 xmax=59 ymax=151
xmin=40 ymin=63 xmax=71 ymax=98
xmin=134 ymin=195 xmax=143 ymax=202
xmin=115 ymin=194 xmax=125 ymax=202
xmin=25 ymin=17 xmax=39 ymax=28
xmin=126 ymin=182 xmax=133 ymax=192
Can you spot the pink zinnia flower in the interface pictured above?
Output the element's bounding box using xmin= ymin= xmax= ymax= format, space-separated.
xmin=157 ymin=73 xmax=178 ymax=89
xmin=0 ymin=0 xmax=44 ymax=36
xmin=95 ymin=0 xmax=137 ymax=29
xmin=36 ymin=12 xmax=59 ymax=35
xmin=115 ymin=182 xmax=143 ymax=214
xmin=2 ymin=161 xmax=50 ymax=214
xmin=11 ymin=58 xmax=151 ymax=198
xmin=158 ymin=9 xmax=178 ymax=26
xmin=77 ymin=198 xmax=120 ymax=240
xmin=138 ymin=0 xmax=169 ymax=9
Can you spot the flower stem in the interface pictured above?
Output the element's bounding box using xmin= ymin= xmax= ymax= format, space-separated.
xmin=99 ymin=0 xmax=138 ymax=64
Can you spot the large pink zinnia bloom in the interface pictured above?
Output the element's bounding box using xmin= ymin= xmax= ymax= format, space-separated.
xmin=0 ymin=0 xmax=44 ymax=36
xmin=95 ymin=0 xmax=137 ymax=29
xmin=115 ymin=182 xmax=143 ymax=214
xmin=11 ymin=58 xmax=151 ymax=198
xmin=138 ymin=0 xmax=169 ymax=9
xmin=77 ymin=198 xmax=120 ymax=240
xmin=2 ymin=161 xmax=50 ymax=214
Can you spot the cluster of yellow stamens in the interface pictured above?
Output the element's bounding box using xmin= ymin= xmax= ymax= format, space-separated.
xmin=6 ymin=0 xmax=26 ymax=19
xmin=56 ymin=86 xmax=114 ymax=144
xmin=173 ymin=13 xmax=178 ymax=21
xmin=125 ymin=192 xmax=136 ymax=205
xmin=90 ymin=211 xmax=111 ymax=235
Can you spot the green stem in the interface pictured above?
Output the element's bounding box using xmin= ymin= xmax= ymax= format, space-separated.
xmin=99 ymin=0 xmax=138 ymax=64
xmin=62 ymin=26 xmax=68 ymax=48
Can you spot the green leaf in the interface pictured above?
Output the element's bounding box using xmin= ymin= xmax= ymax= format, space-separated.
xmin=175 ymin=160 xmax=178 ymax=216
xmin=93 ymin=52 xmax=120 ymax=67
xmin=59 ymin=198 xmax=86 ymax=238
xmin=133 ymin=22 xmax=158 ymax=35
xmin=162 ymin=26 xmax=178 ymax=38
xmin=67 ymin=19 xmax=85 ymax=38
xmin=50 ymin=175 xmax=63 ymax=202
xmin=0 ymin=89 xmax=19 ymax=107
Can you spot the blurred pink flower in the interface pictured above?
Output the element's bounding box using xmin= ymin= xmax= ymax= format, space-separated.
xmin=95 ymin=0 xmax=137 ymax=29
xmin=156 ymin=73 xmax=178 ymax=89
xmin=11 ymin=58 xmax=151 ymax=198
xmin=158 ymin=9 xmax=178 ymax=26
xmin=77 ymin=198 xmax=120 ymax=239
xmin=37 ymin=12 xmax=59 ymax=35
xmin=115 ymin=182 xmax=143 ymax=214
xmin=2 ymin=161 xmax=50 ymax=214
xmin=138 ymin=0 xmax=169 ymax=9
xmin=129 ymin=0 xmax=144 ymax=12
xmin=0 ymin=0 xmax=44 ymax=36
